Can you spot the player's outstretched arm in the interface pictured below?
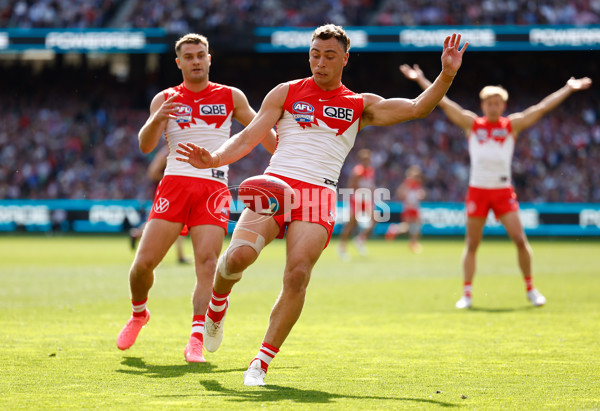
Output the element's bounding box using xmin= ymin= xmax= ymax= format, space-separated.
xmin=509 ymin=77 xmax=592 ymax=136
xmin=138 ymin=92 xmax=181 ymax=153
xmin=176 ymin=84 xmax=286 ymax=169
xmin=400 ymin=64 xmax=476 ymax=133
xmin=361 ymin=33 xmax=468 ymax=128
xmin=231 ymin=87 xmax=277 ymax=154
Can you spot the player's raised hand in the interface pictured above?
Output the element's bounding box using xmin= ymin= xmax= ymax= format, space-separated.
xmin=399 ymin=64 xmax=425 ymax=82
xmin=566 ymin=77 xmax=592 ymax=91
xmin=440 ymin=33 xmax=468 ymax=77
xmin=176 ymin=142 xmax=214 ymax=169
xmin=154 ymin=92 xmax=182 ymax=122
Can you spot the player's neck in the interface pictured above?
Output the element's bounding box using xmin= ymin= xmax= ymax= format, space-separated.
xmin=312 ymin=76 xmax=342 ymax=92
xmin=183 ymin=78 xmax=209 ymax=93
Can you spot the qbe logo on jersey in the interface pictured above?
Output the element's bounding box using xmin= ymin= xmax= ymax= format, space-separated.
xmin=199 ymin=104 xmax=227 ymax=115
xmin=323 ymin=106 xmax=353 ymax=122
xmin=292 ymin=101 xmax=314 ymax=123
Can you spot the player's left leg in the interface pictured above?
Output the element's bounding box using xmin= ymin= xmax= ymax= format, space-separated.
xmin=354 ymin=208 xmax=376 ymax=256
xmin=408 ymin=218 xmax=423 ymax=253
xmin=182 ymin=225 xmax=226 ymax=363
xmin=338 ymin=212 xmax=356 ymax=261
xmin=244 ymin=221 xmax=328 ymax=386
xmin=499 ymin=211 xmax=546 ymax=306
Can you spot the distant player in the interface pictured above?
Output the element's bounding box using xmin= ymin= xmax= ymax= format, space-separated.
xmin=401 ymin=63 xmax=591 ymax=309
xmin=129 ymin=145 xmax=190 ymax=264
xmin=116 ymin=33 xmax=275 ymax=362
xmin=386 ymin=165 xmax=426 ymax=253
xmin=338 ymin=148 xmax=377 ymax=260
xmin=177 ymin=25 xmax=467 ymax=385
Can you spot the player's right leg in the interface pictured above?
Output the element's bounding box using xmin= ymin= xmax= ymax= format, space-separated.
xmin=117 ymin=219 xmax=182 ymax=350
xmin=204 ymin=209 xmax=280 ymax=352
xmin=457 ymin=217 xmax=485 ymax=309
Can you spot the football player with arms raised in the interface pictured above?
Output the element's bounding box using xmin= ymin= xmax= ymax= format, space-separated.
xmin=400 ymin=63 xmax=591 ymax=309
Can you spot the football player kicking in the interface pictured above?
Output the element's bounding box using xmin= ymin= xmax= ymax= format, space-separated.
xmin=177 ymin=25 xmax=467 ymax=384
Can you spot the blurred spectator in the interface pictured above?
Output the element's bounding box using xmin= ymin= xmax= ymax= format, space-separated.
xmin=1 ymin=0 xmax=118 ymax=28
xmin=373 ymin=0 xmax=600 ymax=26
xmin=121 ymin=0 xmax=376 ymax=33
xmin=5 ymin=0 xmax=598 ymax=31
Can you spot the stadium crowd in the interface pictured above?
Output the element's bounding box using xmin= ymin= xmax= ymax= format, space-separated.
xmin=374 ymin=0 xmax=600 ymax=26
xmin=1 ymin=1 xmax=598 ymax=203
xmin=2 ymin=0 xmax=599 ymax=29
xmin=1 ymin=57 xmax=598 ymax=203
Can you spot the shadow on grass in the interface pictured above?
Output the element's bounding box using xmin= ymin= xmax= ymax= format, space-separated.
xmin=117 ymin=356 xmax=246 ymax=378
xmin=118 ymin=358 xmax=458 ymax=407
xmin=468 ymin=305 xmax=535 ymax=313
xmin=194 ymin=379 xmax=459 ymax=407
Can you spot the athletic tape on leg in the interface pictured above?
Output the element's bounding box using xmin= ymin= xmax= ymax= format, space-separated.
xmin=217 ymin=228 xmax=266 ymax=280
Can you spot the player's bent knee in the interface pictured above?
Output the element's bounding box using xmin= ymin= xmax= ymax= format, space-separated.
xmin=216 ymin=252 xmax=243 ymax=281
xmin=217 ymin=228 xmax=266 ymax=281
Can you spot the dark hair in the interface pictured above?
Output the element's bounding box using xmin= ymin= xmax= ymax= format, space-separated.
xmin=312 ymin=24 xmax=350 ymax=53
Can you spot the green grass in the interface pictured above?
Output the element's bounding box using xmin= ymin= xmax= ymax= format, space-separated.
xmin=0 ymin=235 xmax=599 ymax=409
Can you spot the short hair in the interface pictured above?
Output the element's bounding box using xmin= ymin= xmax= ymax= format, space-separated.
xmin=175 ymin=33 xmax=209 ymax=56
xmin=312 ymin=24 xmax=351 ymax=53
xmin=406 ymin=165 xmax=422 ymax=178
xmin=358 ymin=148 xmax=371 ymax=160
xmin=479 ymin=85 xmax=509 ymax=102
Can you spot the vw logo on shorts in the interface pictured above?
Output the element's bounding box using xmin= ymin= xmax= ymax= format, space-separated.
xmin=154 ymin=197 xmax=170 ymax=213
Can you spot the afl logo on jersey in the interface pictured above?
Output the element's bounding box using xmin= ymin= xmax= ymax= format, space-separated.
xmin=292 ymin=101 xmax=314 ymax=123
xmin=174 ymin=105 xmax=192 ymax=123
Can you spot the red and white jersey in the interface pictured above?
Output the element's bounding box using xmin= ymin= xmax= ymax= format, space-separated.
xmin=402 ymin=177 xmax=423 ymax=211
xmin=353 ymin=164 xmax=376 ymax=191
xmin=163 ymin=82 xmax=234 ymax=184
xmin=265 ymin=77 xmax=364 ymax=190
xmin=468 ymin=116 xmax=515 ymax=189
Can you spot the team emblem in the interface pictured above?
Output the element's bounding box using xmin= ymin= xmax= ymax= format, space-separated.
xmin=292 ymin=101 xmax=314 ymax=123
xmin=174 ymin=105 xmax=192 ymax=123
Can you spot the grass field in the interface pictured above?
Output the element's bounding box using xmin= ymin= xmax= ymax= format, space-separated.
xmin=0 ymin=235 xmax=598 ymax=409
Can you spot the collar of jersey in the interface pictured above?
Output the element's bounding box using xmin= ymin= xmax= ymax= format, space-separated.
xmin=308 ymin=77 xmax=345 ymax=99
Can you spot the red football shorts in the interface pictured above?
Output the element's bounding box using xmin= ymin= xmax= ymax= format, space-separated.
xmin=465 ymin=186 xmax=519 ymax=219
xmin=266 ymin=173 xmax=336 ymax=248
xmin=148 ymin=175 xmax=231 ymax=232
xmin=402 ymin=208 xmax=420 ymax=222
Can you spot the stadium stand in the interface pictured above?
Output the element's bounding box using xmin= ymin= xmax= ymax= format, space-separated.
xmin=4 ymin=0 xmax=598 ymax=30
xmin=0 ymin=2 xmax=598 ymax=202
xmin=1 ymin=51 xmax=598 ymax=203
xmin=373 ymin=0 xmax=600 ymax=26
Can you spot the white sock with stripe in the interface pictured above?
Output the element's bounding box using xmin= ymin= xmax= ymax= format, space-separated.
xmin=253 ymin=342 xmax=279 ymax=373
